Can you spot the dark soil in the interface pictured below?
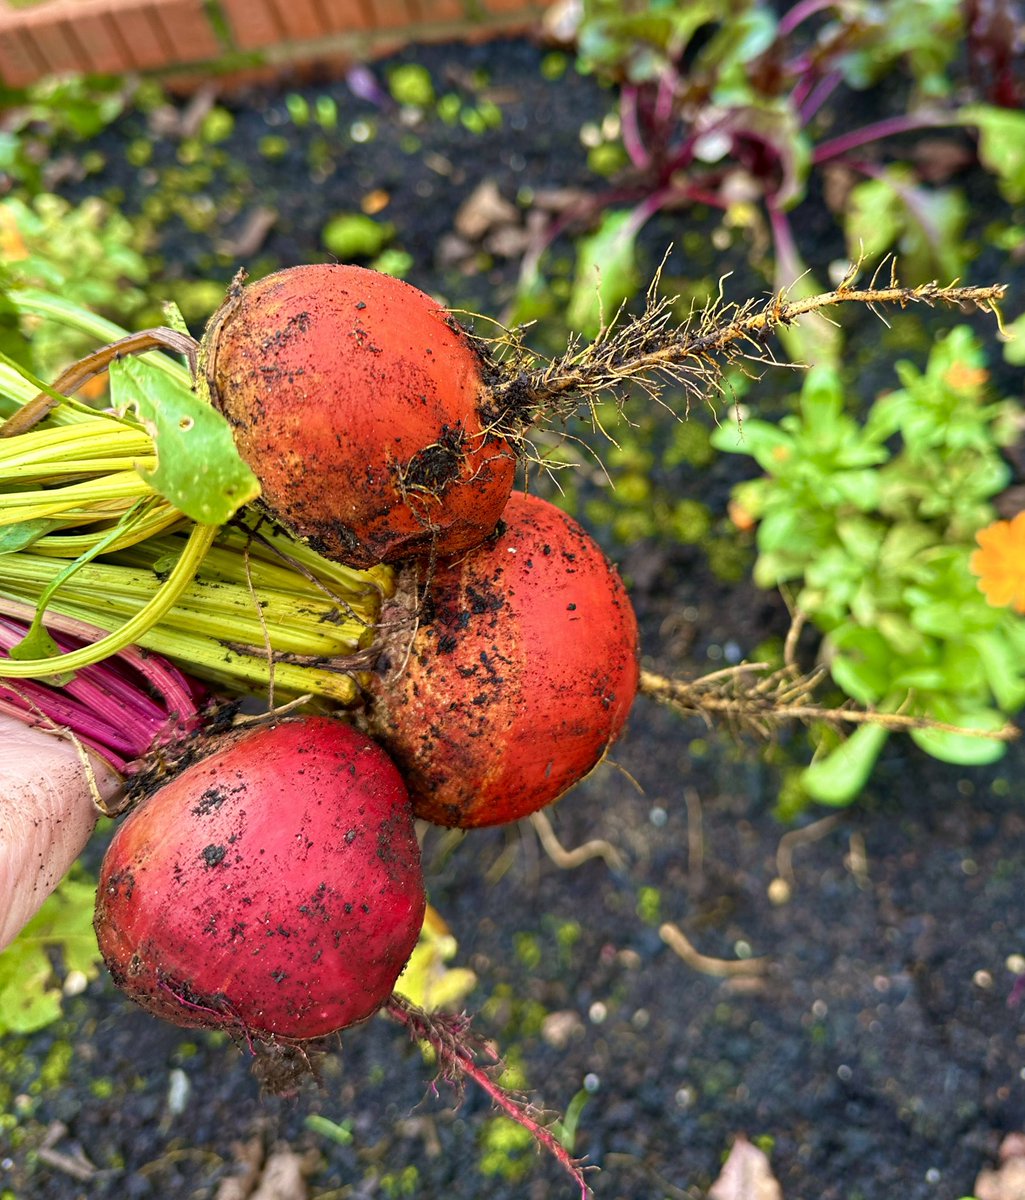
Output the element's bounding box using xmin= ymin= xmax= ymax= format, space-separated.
xmin=3 ymin=33 xmax=1025 ymax=1200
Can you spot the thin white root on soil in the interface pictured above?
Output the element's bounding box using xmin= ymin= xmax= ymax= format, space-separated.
xmin=659 ymin=922 xmax=769 ymax=977
xmin=530 ymin=809 xmax=624 ymax=871
xmin=775 ymin=814 xmax=844 ymax=888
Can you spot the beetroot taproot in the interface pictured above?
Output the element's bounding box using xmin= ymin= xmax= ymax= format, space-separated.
xmin=367 ymin=491 xmax=640 ymax=828
xmin=94 ymin=717 xmax=425 ymax=1041
xmin=203 ymin=264 xmax=516 ymax=568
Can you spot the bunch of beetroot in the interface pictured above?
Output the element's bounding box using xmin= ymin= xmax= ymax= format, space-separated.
xmin=197 ymin=263 xmax=641 ymax=835
xmin=49 ymin=261 xmax=1003 ymax=1191
xmin=81 ymin=265 xmax=639 ymax=1193
xmin=95 ymin=263 xmax=640 ymax=1020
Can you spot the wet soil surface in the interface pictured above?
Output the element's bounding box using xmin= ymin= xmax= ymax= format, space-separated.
xmin=3 ymin=34 xmax=1025 ymax=1200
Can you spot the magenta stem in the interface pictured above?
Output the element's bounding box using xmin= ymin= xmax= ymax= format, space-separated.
xmin=653 ymin=65 xmax=678 ymax=128
xmin=812 ymin=112 xmax=949 ymax=164
xmin=384 ymin=994 xmax=591 ymax=1198
xmin=64 ymin=659 xmax=168 ymax=726
xmin=776 ymin=0 xmax=838 ymax=39
xmin=0 ymin=599 xmax=200 ymax=729
xmin=0 ymin=680 xmax=135 ymax=771
xmin=620 ymin=85 xmax=652 ymax=170
xmin=623 ymin=186 xmax=675 ymax=240
xmin=767 ymin=202 xmax=804 ymax=290
xmin=0 ymin=604 xmax=203 ymax=772
xmin=799 ymin=68 xmax=843 ymax=124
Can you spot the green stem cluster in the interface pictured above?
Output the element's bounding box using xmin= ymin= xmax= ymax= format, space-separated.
xmin=0 ymin=291 xmax=392 ymax=704
xmin=0 ymin=519 xmax=391 ymax=703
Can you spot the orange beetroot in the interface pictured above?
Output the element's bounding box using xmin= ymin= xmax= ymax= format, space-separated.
xmin=204 ymin=264 xmax=516 ymax=568
xmin=367 ymin=492 xmax=640 ymax=828
xmin=94 ymin=717 xmax=425 ymax=1041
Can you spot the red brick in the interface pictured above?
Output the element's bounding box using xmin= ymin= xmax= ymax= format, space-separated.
xmin=219 ymin=0 xmax=285 ymax=51
xmin=0 ymin=25 xmax=46 ymax=88
xmin=100 ymin=6 xmax=170 ymax=70
xmin=64 ymin=13 xmax=134 ymax=75
xmin=149 ymin=0 xmax=220 ymax=62
xmin=268 ymin=0 xmax=327 ymax=41
xmin=313 ymin=0 xmax=373 ymax=34
xmin=413 ymin=0 xmax=468 ymax=21
xmin=481 ymin=0 xmax=540 ymax=12
xmin=24 ymin=20 xmax=86 ymax=76
xmin=365 ymin=0 xmax=417 ymax=30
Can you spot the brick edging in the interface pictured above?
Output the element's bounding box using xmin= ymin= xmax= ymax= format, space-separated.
xmin=0 ymin=0 xmax=556 ymax=91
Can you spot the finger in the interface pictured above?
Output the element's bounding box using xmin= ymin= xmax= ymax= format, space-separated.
xmin=0 ymin=715 xmax=122 ymax=950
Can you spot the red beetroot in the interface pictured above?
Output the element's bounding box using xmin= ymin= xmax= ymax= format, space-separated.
xmin=94 ymin=717 xmax=425 ymax=1041
xmin=204 ymin=264 xmax=516 ymax=568
xmin=367 ymin=491 xmax=640 ymax=828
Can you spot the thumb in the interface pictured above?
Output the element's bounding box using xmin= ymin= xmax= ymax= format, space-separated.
xmin=0 ymin=714 xmax=122 ymax=951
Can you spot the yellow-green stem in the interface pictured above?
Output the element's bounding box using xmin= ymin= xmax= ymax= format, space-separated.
xmin=0 ymin=522 xmax=218 ymax=678
xmin=2 ymin=594 xmax=364 ymax=704
xmin=0 ymin=468 xmax=158 ymax=524
xmin=30 ymin=503 xmax=184 ymax=556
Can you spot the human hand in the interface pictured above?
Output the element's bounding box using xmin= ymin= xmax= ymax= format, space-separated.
xmin=0 ymin=713 xmax=121 ymax=950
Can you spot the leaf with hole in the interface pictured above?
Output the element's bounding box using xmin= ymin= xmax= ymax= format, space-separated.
xmin=109 ymin=355 xmax=259 ymax=525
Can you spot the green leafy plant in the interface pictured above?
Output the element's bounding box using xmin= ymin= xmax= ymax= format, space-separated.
xmin=321 ymin=211 xmax=397 ymax=262
xmin=713 ymin=326 xmax=1025 ymax=804
xmin=0 ymin=194 xmax=150 ymax=378
xmin=0 ymin=867 xmax=101 ymax=1035
xmin=0 ymin=75 xmax=133 ymax=193
xmin=520 ymin=0 xmax=1025 ymax=351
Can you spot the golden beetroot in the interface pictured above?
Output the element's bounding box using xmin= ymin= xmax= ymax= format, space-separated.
xmin=367 ymin=491 xmax=640 ymax=828
xmin=94 ymin=717 xmax=425 ymax=1041
xmin=204 ymin=264 xmax=516 ymax=568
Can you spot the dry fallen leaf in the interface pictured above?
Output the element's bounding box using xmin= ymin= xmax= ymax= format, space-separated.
xmin=454 ymin=178 xmax=519 ymax=242
xmin=215 ymin=1141 xmax=314 ymax=1200
xmin=249 ymin=1148 xmax=310 ymax=1200
xmin=708 ymin=1134 xmax=783 ymax=1200
xmin=975 ymin=1133 xmax=1025 ymax=1200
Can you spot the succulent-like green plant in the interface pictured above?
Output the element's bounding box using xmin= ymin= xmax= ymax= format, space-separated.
xmin=713 ymin=326 xmax=1025 ymax=803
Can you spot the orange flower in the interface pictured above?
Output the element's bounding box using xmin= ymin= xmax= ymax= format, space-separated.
xmin=727 ymin=497 xmax=757 ymax=533
xmin=970 ymin=512 xmax=1025 ymax=613
xmin=0 ymin=208 xmax=28 ymax=262
xmin=943 ymin=361 xmax=989 ymax=392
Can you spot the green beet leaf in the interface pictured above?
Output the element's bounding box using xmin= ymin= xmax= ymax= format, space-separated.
xmin=0 ymin=517 xmax=60 ymax=554
xmin=0 ymin=872 xmax=101 ymax=1035
xmin=844 ymin=168 xmax=967 ymax=283
xmin=110 ymin=355 xmax=260 ymax=524
xmin=961 ymin=105 xmax=1025 ymax=204
xmin=566 ymin=210 xmax=639 ymax=338
xmin=971 ymin=629 xmax=1025 ymax=714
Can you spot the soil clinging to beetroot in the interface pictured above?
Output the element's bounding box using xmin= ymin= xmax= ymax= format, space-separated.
xmin=367 ymin=490 xmax=640 ymax=828
xmin=94 ymin=716 xmax=426 ymax=1041
xmin=203 ymin=263 xmax=517 ymax=568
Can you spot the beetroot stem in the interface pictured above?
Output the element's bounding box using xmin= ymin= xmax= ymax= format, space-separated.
xmin=811 ymin=112 xmax=948 ymax=164
xmin=383 ymin=993 xmax=592 ymax=1198
xmin=0 ymin=601 xmax=203 ymax=769
xmin=0 ymin=522 xmax=218 ymax=679
xmin=775 ymin=0 xmax=837 ymax=38
xmin=0 ymin=597 xmax=199 ymax=727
